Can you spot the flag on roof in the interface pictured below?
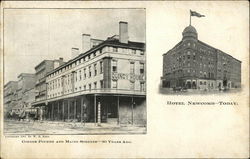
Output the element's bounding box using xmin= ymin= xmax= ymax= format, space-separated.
xmin=190 ymin=10 xmax=205 ymax=17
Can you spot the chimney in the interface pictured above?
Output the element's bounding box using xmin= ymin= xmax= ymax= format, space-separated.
xmin=59 ymin=57 xmax=64 ymax=66
xmin=119 ymin=21 xmax=128 ymax=44
xmin=71 ymin=48 xmax=79 ymax=58
xmin=82 ymin=34 xmax=91 ymax=53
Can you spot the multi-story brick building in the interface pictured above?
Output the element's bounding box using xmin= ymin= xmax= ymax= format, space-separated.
xmin=32 ymin=58 xmax=64 ymax=120
xmin=15 ymin=73 xmax=36 ymax=113
xmin=4 ymin=81 xmax=18 ymax=118
xmin=161 ymin=25 xmax=241 ymax=91
xmin=45 ymin=21 xmax=146 ymax=126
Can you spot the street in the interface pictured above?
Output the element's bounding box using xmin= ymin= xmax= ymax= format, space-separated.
xmin=4 ymin=120 xmax=146 ymax=135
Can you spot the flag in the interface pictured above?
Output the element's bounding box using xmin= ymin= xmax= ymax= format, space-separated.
xmin=190 ymin=10 xmax=205 ymax=17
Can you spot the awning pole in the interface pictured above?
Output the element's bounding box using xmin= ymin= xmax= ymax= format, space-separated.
xmin=132 ymin=96 xmax=134 ymax=125
xmin=74 ymin=99 xmax=76 ymax=121
xmin=52 ymin=102 xmax=54 ymax=121
xmin=68 ymin=100 xmax=70 ymax=121
xmin=81 ymin=97 xmax=83 ymax=123
xmin=57 ymin=101 xmax=59 ymax=120
xmin=62 ymin=100 xmax=65 ymax=121
xmin=117 ymin=96 xmax=120 ymax=125
xmin=94 ymin=95 xmax=96 ymax=126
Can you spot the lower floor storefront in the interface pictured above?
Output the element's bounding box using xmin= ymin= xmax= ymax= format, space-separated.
xmin=37 ymin=94 xmax=146 ymax=126
xmin=162 ymin=77 xmax=241 ymax=90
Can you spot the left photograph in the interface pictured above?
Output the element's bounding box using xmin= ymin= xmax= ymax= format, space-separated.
xmin=3 ymin=8 xmax=146 ymax=135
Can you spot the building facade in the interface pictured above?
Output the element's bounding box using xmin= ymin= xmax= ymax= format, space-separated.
xmin=15 ymin=73 xmax=36 ymax=114
xmin=45 ymin=21 xmax=146 ymax=126
xmin=32 ymin=58 xmax=64 ymax=120
xmin=4 ymin=81 xmax=18 ymax=118
xmin=161 ymin=25 xmax=241 ymax=91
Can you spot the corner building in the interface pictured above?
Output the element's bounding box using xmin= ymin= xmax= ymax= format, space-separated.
xmin=161 ymin=25 xmax=241 ymax=90
xmin=46 ymin=22 xmax=146 ymax=126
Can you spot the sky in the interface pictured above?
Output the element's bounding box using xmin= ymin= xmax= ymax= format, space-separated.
xmin=3 ymin=8 xmax=145 ymax=84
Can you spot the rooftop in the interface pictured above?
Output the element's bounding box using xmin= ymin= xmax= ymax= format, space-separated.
xmin=47 ymin=36 xmax=145 ymax=76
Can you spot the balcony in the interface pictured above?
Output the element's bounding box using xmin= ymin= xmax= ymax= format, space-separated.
xmin=47 ymin=88 xmax=145 ymax=102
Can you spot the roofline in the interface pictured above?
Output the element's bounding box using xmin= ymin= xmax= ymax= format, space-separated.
xmin=4 ymin=81 xmax=18 ymax=87
xmin=119 ymin=21 xmax=128 ymax=24
xmin=91 ymin=38 xmax=103 ymax=41
xmin=35 ymin=60 xmax=50 ymax=69
xmin=163 ymin=41 xmax=182 ymax=56
xmin=47 ymin=40 xmax=145 ymax=76
xmin=18 ymin=73 xmax=35 ymax=78
xmin=163 ymin=40 xmax=241 ymax=62
xmin=198 ymin=40 xmax=241 ymax=62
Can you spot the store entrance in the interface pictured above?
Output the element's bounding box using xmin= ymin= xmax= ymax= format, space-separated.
xmin=97 ymin=96 xmax=118 ymax=124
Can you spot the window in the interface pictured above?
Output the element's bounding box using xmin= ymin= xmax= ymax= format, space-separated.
xmin=89 ymin=84 xmax=91 ymax=90
xmin=79 ymin=70 xmax=82 ymax=80
xmin=112 ymin=60 xmax=117 ymax=72
xmin=200 ymin=81 xmax=203 ymax=85
xmin=75 ymin=72 xmax=77 ymax=82
xmin=89 ymin=66 xmax=91 ymax=77
xmin=140 ymin=63 xmax=144 ymax=74
xmin=130 ymin=62 xmax=135 ymax=74
xmin=140 ymin=50 xmax=144 ymax=55
xmin=84 ymin=68 xmax=86 ymax=79
xmin=130 ymin=81 xmax=134 ymax=90
xmin=132 ymin=49 xmax=136 ymax=54
xmin=100 ymin=61 xmax=103 ymax=74
xmin=94 ymin=82 xmax=97 ymax=89
xmin=140 ymin=82 xmax=145 ymax=91
xmin=112 ymin=80 xmax=117 ymax=88
xmin=100 ymin=80 xmax=104 ymax=88
xmin=94 ymin=64 xmax=97 ymax=76
xmin=84 ymin=85 xmax=86 ymax=90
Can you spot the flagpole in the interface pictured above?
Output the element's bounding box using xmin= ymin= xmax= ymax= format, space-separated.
xmin=189 ymin=11 xmax=191 ymax=26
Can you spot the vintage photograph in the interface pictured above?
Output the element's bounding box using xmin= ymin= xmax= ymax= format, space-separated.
xmin=160 ymin=10 xmax=242 ymax=94
xmin=1 ymin=1 xmax=249 ymax=159
xmin=3 ymin=8 xmax=146 ymax=134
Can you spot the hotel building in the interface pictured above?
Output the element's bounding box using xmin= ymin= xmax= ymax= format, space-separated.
xmin=161 ymin=25 xmax=241 ymax=90
xmin=45 ymin=21 xmax=146 ymax=126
